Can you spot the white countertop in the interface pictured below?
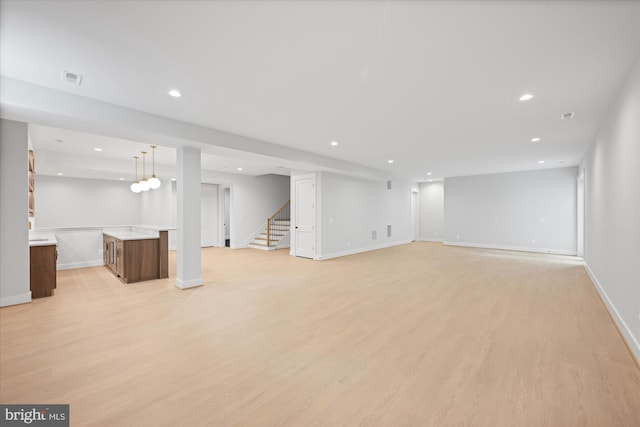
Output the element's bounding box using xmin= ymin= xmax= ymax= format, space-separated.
xmin=133 ymin=225 xmax=176 ymax=231
xmin=103 ymin=230 xmax=159 ymax=240
xmin=28 ymin=232 xmax=57 ymax=246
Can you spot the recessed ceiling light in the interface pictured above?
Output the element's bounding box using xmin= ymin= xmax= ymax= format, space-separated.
xmin=57 ymin=172 xmax=63 ymax=176
xmin=330 ymin=141 xmax=339 ymax=146
xmin=538 ymin=160 xmax=545 ymax=164
xmin=429 ymin=179 xmax=433 ymax=182
xmin=94 ymin=147 xmax=102 ymax=152
xmin=519 ymin=93 xmax=534 ymax=101
xmin=426 ymin=172 xmax=432 ymax=176
xmin=237 ymin=167 xmax=243 ymax=171
xmin=387 ymin=160 xmax=394 ymax=164
xmin=119 ymin=178 xmax=124 ymax=180
xmin=171 ymin=178 xmax=176 ymax=181
xmin=168 ymin=89 xmax=182 ymax=98
xmin=531 ymin=138 xmax=541 ymax=142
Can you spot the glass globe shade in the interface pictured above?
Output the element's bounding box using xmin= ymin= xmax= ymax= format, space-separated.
xmin=130 ymin=182 xmax=141 ymax=193
xmin=148 ymin=176 xmax=161 ymax=189
xmin=139 ymin=179 xmax=150 ymax=191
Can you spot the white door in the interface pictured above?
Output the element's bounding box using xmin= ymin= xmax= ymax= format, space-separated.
xmin=411 ymin=190 xmax=419 ymax=241
xmin=201 ymin=184 xmax=218 ymax=247
xmin=294 ymin=177 xmax=316 ymax=259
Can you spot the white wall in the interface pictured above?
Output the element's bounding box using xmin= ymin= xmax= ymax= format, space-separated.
xmin=418 ymin=181 xmax=444 ymax=241
xmin=140 ymin=179 xmax=175 ymax=227
xmin=230 ymin=174 xmax=290 ymax=248
xmin=36 ymin=175 xmax=141 ymax=227
xmin=140 ymin=179 xmax=177 ymax=249
xmin=581 ymin=56 xmax=639 ymax=362
xmin=444 ymin=167 xmax=578 ymax=255
xmin=201 ymin=183 xmax=218 ymax=247
xmin=318 ymin=172 xmax=412 ymax=259
xmin=34 ymin=175 xmax=144 ymax=269
xmin=0 ymin=119 xmax=30 ymax=306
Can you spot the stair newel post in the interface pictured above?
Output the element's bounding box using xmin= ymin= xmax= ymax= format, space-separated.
xmin=267 ymin=217 xmax=271 ymax=247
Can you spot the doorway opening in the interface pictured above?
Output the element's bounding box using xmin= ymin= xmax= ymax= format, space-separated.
xmin=223 ymin=187 xmax=231 ymax=247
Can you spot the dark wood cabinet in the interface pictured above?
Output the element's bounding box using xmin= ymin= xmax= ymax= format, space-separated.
xmin=30 ymin=244 xmax=56 ymax=298
xmin=103 ymin=233 xmax=167 ymax=283
xmin=104 ymin=235 xmax=117 ymax=273
xmin=116 ymin=239 xmax=124 ymax=277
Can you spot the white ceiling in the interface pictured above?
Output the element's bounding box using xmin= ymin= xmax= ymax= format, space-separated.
xmin=1 ymin=0 xmax=639 ymax=182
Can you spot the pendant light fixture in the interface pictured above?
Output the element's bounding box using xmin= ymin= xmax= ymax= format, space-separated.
xmin=138 ymin=151 xmax=150 ymax=191
xmin=147 ymin=145 xmax=161 ymax=189
xmin=130 ymin=156 xmax=142 ymax=193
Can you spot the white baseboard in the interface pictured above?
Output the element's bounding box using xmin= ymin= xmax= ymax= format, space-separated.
xmin=417 ymin=237 xmax=444 ymax=243
xmin=230 ymin=244 xmax=249 ymax=249
xmin=318 ymin=240 xmax=412 ymax=261
xmin=0 ymin=292 xmax=32 ymax=307
xmin=175 ymin=278 xmax=203 ymax=289
xmin=584 ymin=263 xmax=640 ymax=365
xmin=443 ymin=241 xmax=577 ymax=256
xmin=57 ymin=259 xmax=104 ymax=271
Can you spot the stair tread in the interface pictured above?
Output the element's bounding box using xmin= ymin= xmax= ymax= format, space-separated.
xmin=251 ymin=241 xmax=276 ymax=246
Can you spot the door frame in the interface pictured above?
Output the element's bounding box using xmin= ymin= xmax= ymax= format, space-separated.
xmin=218 ymin=185 xmax=231 ymax=248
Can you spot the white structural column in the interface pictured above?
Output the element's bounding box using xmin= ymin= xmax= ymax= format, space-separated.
xmin=176 ymin=146 xmax=203 ymax=289
xmin=0 ymin=119 xmax=30 ymax=306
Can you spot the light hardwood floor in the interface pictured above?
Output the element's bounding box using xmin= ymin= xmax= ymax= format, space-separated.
xmin=1 ymin=242 xmax=638 ymax=426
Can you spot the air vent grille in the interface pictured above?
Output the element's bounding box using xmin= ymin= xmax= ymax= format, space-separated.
xmin=561 ymin=112 xmax=575 ymax=120
xmin=61 ymin=70 xmax=83 ymax=86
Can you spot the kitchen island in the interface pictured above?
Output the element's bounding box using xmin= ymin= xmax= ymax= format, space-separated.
xmin=103 ymin=226 xmax=170 ymax=283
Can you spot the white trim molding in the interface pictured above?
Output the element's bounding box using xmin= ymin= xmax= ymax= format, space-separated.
xmin=175 ymin=278 xmax=203 ymax=290
xmin=57 ymin=260 xmax=104 ymax=271
xmin=584 ymin=264 xmax=640 ymax=365
xmin=443 ymin=241 xmax=577 ymax=256
xmin=418 ymin=237 xmax=444 ymax=243
xmin=0 ymin=292 xmax=32 ymax=307
xmin=318 ymin=240 xmax=412 ymax=261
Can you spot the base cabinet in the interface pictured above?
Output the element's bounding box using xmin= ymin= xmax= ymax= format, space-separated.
xmin=30 ymin=244 xmax=57 ymax=298
xmin=103 ymin=234 xmax=164 ymax=283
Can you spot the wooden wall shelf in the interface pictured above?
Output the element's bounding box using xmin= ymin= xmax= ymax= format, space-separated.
xmin=28 ymin=150 xmax=35 ymax=217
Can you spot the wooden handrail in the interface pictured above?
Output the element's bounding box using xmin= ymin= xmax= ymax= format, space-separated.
xmin=266 ymin=200 xmax=290 ymax=247
xmin=268 ymin=200 xmax=291 ymax=222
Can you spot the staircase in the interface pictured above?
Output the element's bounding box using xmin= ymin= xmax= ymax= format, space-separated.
xmin=249 ymin=200 xmax=291 ymax=251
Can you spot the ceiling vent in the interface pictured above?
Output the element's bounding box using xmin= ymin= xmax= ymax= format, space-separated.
xmin=561 ymin=112 xmax=575 ymax=120
xmin=61 ymin=70 xmax=82 ymax=86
